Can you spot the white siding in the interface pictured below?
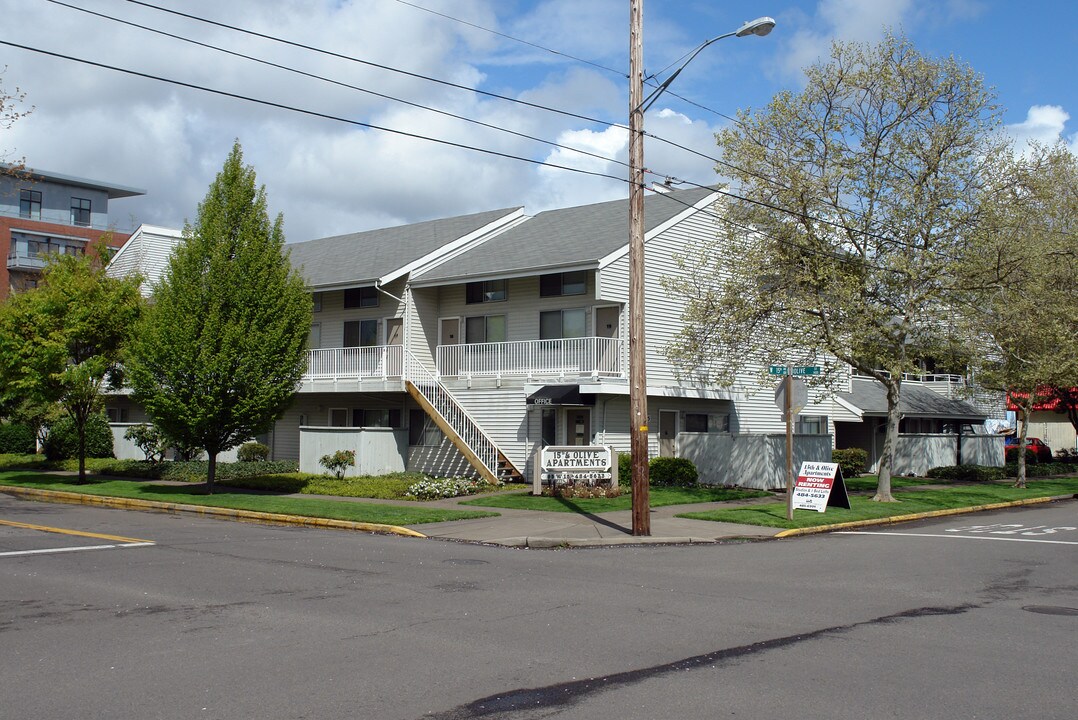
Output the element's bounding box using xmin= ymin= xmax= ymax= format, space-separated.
xmin=106 ymin=225 xmax=182 ymax=296
xmin=311 ymin=278 xmax=405 ymax=349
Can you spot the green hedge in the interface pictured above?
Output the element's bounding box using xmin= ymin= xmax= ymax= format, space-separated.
xmin=237 ymin=442 xmax=270 ymax=462
xmin=1003 ymin=461 xmax=1077 ymax=478
xmin=1005 ymin=447 xmax=1038 ymax=464
xmin=925 ymin=464 xmax=1006 ymax=483
xmin=617 ymin=453 xmax=699 ymax=487
xmin=0 ymin=423 xmax=36 ymax=455
xmin=43 ymin=414 xmax=114 ymax=461
xmin=831 ymin=448 xmax=868 ymax=477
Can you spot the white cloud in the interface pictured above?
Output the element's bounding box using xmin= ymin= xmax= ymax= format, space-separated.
xmin=1004 ymin=105 xmax=1078 ymax=155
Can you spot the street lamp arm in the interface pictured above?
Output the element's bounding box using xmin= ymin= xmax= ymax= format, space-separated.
xmin=636 ymin=16 xmax=775 ymax=114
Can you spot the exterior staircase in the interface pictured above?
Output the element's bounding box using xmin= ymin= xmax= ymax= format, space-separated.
xmin=403 ymin=350 xmax=524 ymax=484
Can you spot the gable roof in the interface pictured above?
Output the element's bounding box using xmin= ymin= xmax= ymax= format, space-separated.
xmin=287 ymin=207 xmax=522 ymax=289
xmin=410 ymin=186 xmax=717 ymax=285
xmin=838 ymin=379 xmax=986 ymax=420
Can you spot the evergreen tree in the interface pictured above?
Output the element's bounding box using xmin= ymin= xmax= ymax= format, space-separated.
xmin=127 ymin=142 xmax=311 ymax=491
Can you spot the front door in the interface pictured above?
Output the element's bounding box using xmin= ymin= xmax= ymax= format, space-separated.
xmin=595 ymin=306 xmax=620 ymax=375
xmin=386 ymin=318 xmax=403 ymax=377
xmin=567 ymin=408 xmax=591 ymax=446
xmin=440 ymin=318 xmax=459 ymax=376
xmin=659 ymin=410 xmax=677 ymax=457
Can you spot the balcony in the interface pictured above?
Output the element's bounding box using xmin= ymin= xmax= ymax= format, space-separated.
xmin=6 ymin=252 xmax=49 ymax=272
xmin=437 ymin=337 xmax=625 ymax=380
xmin=306 ymin=345 xmax=403 ymax=381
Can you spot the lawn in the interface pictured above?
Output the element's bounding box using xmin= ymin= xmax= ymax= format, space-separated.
xmin=0 ymin=471 xmax=499 ymax=526
xmin=841 ymin=475 xmax=933 ymax=492
xmin=677 ymin=477 xmax=1078 ymax=530
xmin=460 ymin=485 xmax=771 ymax=513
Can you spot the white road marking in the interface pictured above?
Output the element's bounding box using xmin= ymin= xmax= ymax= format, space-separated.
xmin=0 ymin=542 xmax=155 ymax=558
xmin=836 ymin=531 xmax=1078 ymax=545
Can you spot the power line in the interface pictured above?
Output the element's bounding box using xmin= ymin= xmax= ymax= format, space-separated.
xmin=123 ymin=0 xmax=625 ymax=130
xmin=0 ymin=39 xmax=630 ymax=185
xmin=46 ymin=0 xmax=631 ymax=174
xmin=393 ymin=0 xmax=627 ymax=79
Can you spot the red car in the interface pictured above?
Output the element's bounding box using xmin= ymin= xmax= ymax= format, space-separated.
xmin=1005 ymin=436 xmax=1053 ymax=463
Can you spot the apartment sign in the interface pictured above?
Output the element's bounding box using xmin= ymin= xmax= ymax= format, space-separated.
xmin=792 ymin=461 xmax=851 ymax=513
xmin=540 ymin=446 xmax=613 ymax=482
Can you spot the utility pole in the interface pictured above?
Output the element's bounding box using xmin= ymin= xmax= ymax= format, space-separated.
xmin=628 ymin=0 xmax=650 ymax=536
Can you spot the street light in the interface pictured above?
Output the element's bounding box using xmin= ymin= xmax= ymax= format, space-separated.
xmin=627 ymin=6 xmax=774 ymax=536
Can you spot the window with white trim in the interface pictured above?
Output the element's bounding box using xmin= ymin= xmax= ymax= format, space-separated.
xmin=683 ymin=412 xmax=730 ymax=433
xmin=465 ymin=314 xmax=507 ymax=343
xmin=539 ymin=270 xmax=586 ymax=297
xmin=539 ymin=308 xmax=585 ymax=339
xmin=343 ymin=319 xmax=378 ymax=347
xmin=343 ymin=286 xmax=378 ymax=308
xmin=466 ymin=279 xmax=506 ymax=304
xmin=795 ymin=415 xmax=828 ymax=434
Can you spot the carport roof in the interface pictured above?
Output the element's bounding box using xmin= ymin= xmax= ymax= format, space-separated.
xmin=837 ymin=380 xmax=986 ymax=420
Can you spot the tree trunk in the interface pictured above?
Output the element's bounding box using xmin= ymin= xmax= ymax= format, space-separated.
xmin=874 ymin=378 xmax=901 ymax=502
xmin=206 ymin=450 xmax=217 ymax=494
xmin=77 ymin=417 xmax=87 ymax=483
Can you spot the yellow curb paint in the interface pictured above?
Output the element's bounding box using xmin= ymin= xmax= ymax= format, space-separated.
xmin=774 ymin=495 xmax=1071 ymax=538
xmin=0 ymin=518 xmax=153 ymax=544
xmin=0 ymin=486 xmax=426 ymax=539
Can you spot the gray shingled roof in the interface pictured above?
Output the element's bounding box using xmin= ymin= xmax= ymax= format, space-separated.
xmin=838 ymin=380 xmax=986 ymax=420
xmin=412 ymin=186 xmax=717 ymax=284
xmin=287 ymin=207 xmax=520 ymax=287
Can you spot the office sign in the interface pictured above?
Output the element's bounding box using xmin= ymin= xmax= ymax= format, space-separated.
xmin=792 ymin=461 xmax=851 ymax=513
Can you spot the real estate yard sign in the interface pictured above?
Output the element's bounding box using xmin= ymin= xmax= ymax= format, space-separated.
xmin=792 ymin=461 xmax=851 ymax=513
xmin=534 ymin=446 xmax=614 ymax=495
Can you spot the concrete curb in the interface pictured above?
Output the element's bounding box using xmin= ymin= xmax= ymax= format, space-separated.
xmin=0 ymin=485 xmax=427 ymax=539
xmin=478 ymin=536 xmax=720 ymax=548
xmin=774 ymin=494 xmax=1077 ymax=538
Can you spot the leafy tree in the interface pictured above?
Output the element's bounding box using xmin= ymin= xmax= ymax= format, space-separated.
xmin=957 ymin=144 xmax=1078 ymax=487
xmin=0 ymin=241 xmax=142 ymax=479
xmin=126 ymin=142 xmax=310 ymax=492
xmin=666 ymin=34 xmax=1006 ymax=501
xmin=1 ymin=70 xmax=32 ymax=172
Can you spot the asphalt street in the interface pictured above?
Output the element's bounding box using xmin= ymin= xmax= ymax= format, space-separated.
xmin=1 ymin=495 xmax=1075 ymax=720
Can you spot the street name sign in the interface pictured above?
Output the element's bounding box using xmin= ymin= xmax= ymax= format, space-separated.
xmin=791 ymin=461 xmax=851 ymax=513
xmin=769 ymin=365 xmax=821 ymax=376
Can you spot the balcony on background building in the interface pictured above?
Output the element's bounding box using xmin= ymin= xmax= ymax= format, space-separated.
xmin=437 ymin=337 xmax=626 ymax=381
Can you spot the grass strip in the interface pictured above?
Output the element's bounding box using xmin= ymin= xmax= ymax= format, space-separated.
xmin=676 ymin=478 xmax=1078 ymax=529
xmin=460 ymin=486 xmax=770 ymax=513
xmin=0 ymin=471 xmax=498 ymax=526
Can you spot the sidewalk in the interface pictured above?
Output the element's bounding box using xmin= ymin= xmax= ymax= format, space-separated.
xmin=405 ymin=492 xmax=784 ymax=547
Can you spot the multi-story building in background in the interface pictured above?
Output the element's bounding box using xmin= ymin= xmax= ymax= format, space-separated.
xmin=0 ymin=165 xmax=144 ymax=299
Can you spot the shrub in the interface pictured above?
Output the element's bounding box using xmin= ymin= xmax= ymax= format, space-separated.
xmin=123 ymin=424 xmax=167 ymax=463
xmin=319 ymin=449 xmax=356 ymax=479
xmin=159 ymin=459 xmax=299 ymax=483
xmin=0 ymin=422 xmax=36 ymax=454
xmin=1005 ymin=447 xmax=1038 ymax=465
xmin=43 ymin=414 xmax=114 ymax=461
xmin=406 ymin=477 xmax=497 ymax=500
xmin=925 ymin=464 xmax=1006 ymax=483
xmin=649 ymin=456 xmax=698 ymax=487
xmin=617 ymin=453 xmax=632 ymax=486
xmin=237 ymin=441 xmax=270 ymax=462
xmin=831 ymin=447 xmax=869 ymax=477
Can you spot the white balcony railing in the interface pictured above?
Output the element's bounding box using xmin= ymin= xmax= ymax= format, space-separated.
xmin=436 ymin=337 xmax=625 ymax=379
xmin=306 ymin=345 xmax=403 ymax=380
xmin=6 ymin=252 xmax=49 ymax=271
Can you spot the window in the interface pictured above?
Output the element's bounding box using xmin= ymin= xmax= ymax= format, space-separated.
xmin=104 ymin=408 xmax=129 ymax=423
xmin=409 ymin=409 xmax=443 ymax=445
xmin=466 ymin=279 xmax=506 ymax=304
xmin=541 ymin=408 xmax=556 ymax=446
xmin=311 ymin=292 xmax=322 ymax=312
xmin=465 ymin=315 xmax=506 ymax=343
xmin=71 ymin=197 xmax=91 ymax=226
xmin=795 ymin=415 xmax=828 ymax=435
xmin=343 ymin=319 xmax=378 ymax=347
xmin=353 ymin=408 xmax=402 ymax=428
xmin=19 ymin=190 xmax=41 ymax=219
xmin=308 ymin=323 xmax=321 ymax=350
xmin=343 ymin=286 xmax=378 ymax=308
xmin=540 ymin=308 xmax=586 ymax=339
xmin=539 ymin=270 xmax=587 ymax=297
xmin=684 ymin=412 xmax=730 ymax=433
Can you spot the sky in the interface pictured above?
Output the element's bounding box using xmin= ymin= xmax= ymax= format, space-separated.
xmin=1 ymin=0 xmax=1076 ymax=242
